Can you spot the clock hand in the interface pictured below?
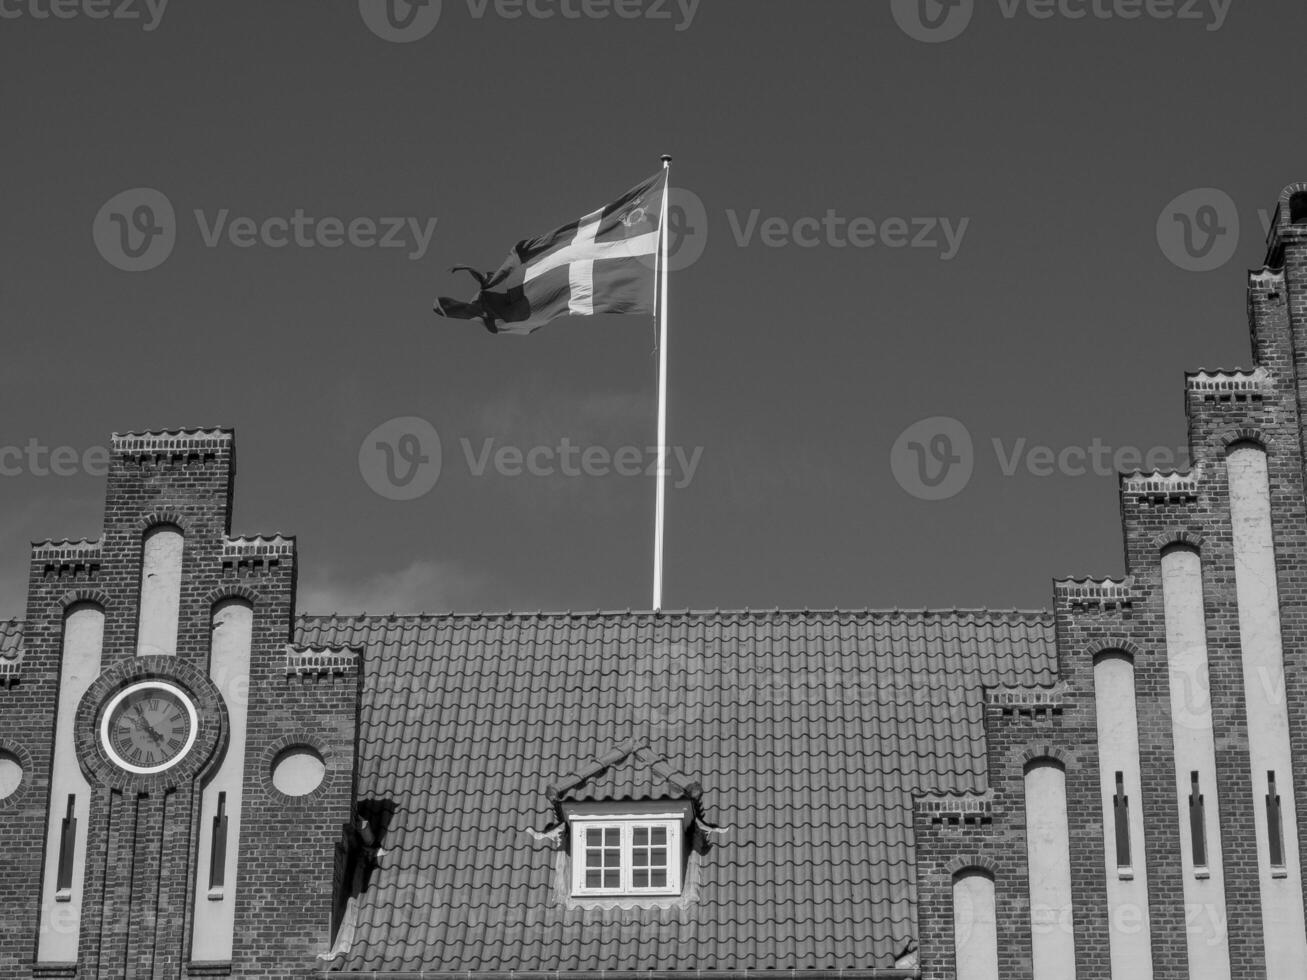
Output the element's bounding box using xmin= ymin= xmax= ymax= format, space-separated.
xmin=129 ymin=707 xmax=164 ymax=742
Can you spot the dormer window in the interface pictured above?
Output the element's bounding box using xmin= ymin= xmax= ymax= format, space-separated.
xmin=571 ymin=817 xmax=682 ymax=897
xmin=536 ymin=740 xmax=714 ymax=907
xmin=562 ymin=800 xmax=693 ymax=900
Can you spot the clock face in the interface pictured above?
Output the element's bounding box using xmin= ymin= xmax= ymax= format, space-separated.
xmin=100 ymin=681 xmax=199 ymax=774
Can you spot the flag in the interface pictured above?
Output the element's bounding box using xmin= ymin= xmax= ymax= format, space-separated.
xmin=434 ymin=170 xmax=666 ymax=336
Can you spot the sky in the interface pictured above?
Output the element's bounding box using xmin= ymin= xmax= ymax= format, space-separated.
xmin=0 ymin=0 xmax=1302 ymax=619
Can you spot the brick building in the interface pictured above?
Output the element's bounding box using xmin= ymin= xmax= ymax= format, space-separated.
xmin=3 ymin=181 xmax=1307 ymax=978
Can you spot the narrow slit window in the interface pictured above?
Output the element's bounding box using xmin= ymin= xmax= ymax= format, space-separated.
xmin=56 ymin=794 xmax=77 ymax=897
xmin=1267 ymin=771 xmax=1285 ymax=870
xmin=1189 ymin=771 xmax=1208 ymax=869
xmin=209 ymin=792 xmax=229 ymax=892
xmin=1113 ymin=771 xmax=1132 ymax=869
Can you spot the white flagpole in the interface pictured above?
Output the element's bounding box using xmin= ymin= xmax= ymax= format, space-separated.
xmin=652 ymin=154 xmax=672 ymax=611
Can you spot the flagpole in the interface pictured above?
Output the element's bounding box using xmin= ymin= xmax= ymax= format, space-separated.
xmin=652 ymin=154 xmax=672 ymax=611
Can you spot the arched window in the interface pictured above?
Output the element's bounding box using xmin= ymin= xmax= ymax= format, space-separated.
xmin=953 ymin=868 xmax=998 ymax=980
xmin=1226 ymin=441 xmax=1307 ymax=974
xmin=1024 ymin=759 xmax=1075 ymax=980
xmin=1160 ymin=543 xmax=1232 ymax=980
xmin=192 ymin=598 xmax=253 ymax=962
xmin=1290 ymin=191 xmax=1307 ymax=225
xmin=38 ymin=602 xmax=103 ymax=962
xmin=1093 ymin=651 xmax=1154 ymax=979
xmin=137 ymin=524 xmax=184 ymax=656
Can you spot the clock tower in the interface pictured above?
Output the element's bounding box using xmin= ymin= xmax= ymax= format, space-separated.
xmin=0 ymin=429 xmax=362 ymax=978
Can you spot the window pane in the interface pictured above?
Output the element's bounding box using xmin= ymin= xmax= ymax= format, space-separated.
xmin=577 ymin=821 xmax=676 ymax=895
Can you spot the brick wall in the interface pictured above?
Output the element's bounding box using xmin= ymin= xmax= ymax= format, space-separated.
xmin=913 ymin=182 xmax=1307 ymax=979
xmin=0 ymin=429 xmax=361 ymax=979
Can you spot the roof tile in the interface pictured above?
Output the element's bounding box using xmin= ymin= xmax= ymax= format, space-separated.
xmin=295 ymin=609 xmax=1055 ymax=974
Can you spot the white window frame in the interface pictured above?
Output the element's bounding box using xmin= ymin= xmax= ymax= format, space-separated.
xmin=570 ymin=816 xmax=682 ymax=898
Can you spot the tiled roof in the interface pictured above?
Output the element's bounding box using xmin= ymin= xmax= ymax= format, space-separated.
xmin=0 ymin=620 xmax=22 ymax=663
xmin=295 ymin=608 xmax=1056 ymax=975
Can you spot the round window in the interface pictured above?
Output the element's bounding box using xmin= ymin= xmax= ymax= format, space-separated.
xmin=271 ymin=746 xmax=325 ymax=797
xmin=0 ymin=750 xmax=23 ymax=800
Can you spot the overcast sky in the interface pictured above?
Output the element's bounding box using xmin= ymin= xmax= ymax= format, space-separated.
xmin=1 ymin=0 xmax=1302 ymax=618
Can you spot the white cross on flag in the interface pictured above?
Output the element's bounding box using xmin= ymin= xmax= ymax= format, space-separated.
xmin=434 ymin=170 xmax=667 ymax=335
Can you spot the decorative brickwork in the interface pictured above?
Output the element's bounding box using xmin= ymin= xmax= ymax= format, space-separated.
xmin=285 ymin=645 xmax=358 ymax=677
xmin=0 ymin=427 xmax=361 ymax=979
xmin=11 ymin=182 xmax=1307 ymax=977
xmin=914 ymin=183 xmax=1307 ymax=979
xmin=0 ymin=738 xmax=36 ymax=812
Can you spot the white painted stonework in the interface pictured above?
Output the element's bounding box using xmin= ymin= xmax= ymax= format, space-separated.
xmin=1226 ymin=444 xmax=1307 ymax=978
xmin=953 ymin=870 xmax=999 ymax=980
xmin=192 ymin=599 xmax=253 ymax=962
xmin=1025 ymin=762 xmax=1076 ymax=980
xmin=1160 ymin=546 xmax=1232 ymax=980
xmin=137 ymin=525 xmax=183 ymax=656
xmin=1093 ymin=653 xmax=1154 ymax=980
xmin=272 ymin=747 xmax=326 ymax=797
xmin=0 ymin=753 xmax=21 ymax=798
xmin=37 ymin=604 xmax=103 ymax=963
